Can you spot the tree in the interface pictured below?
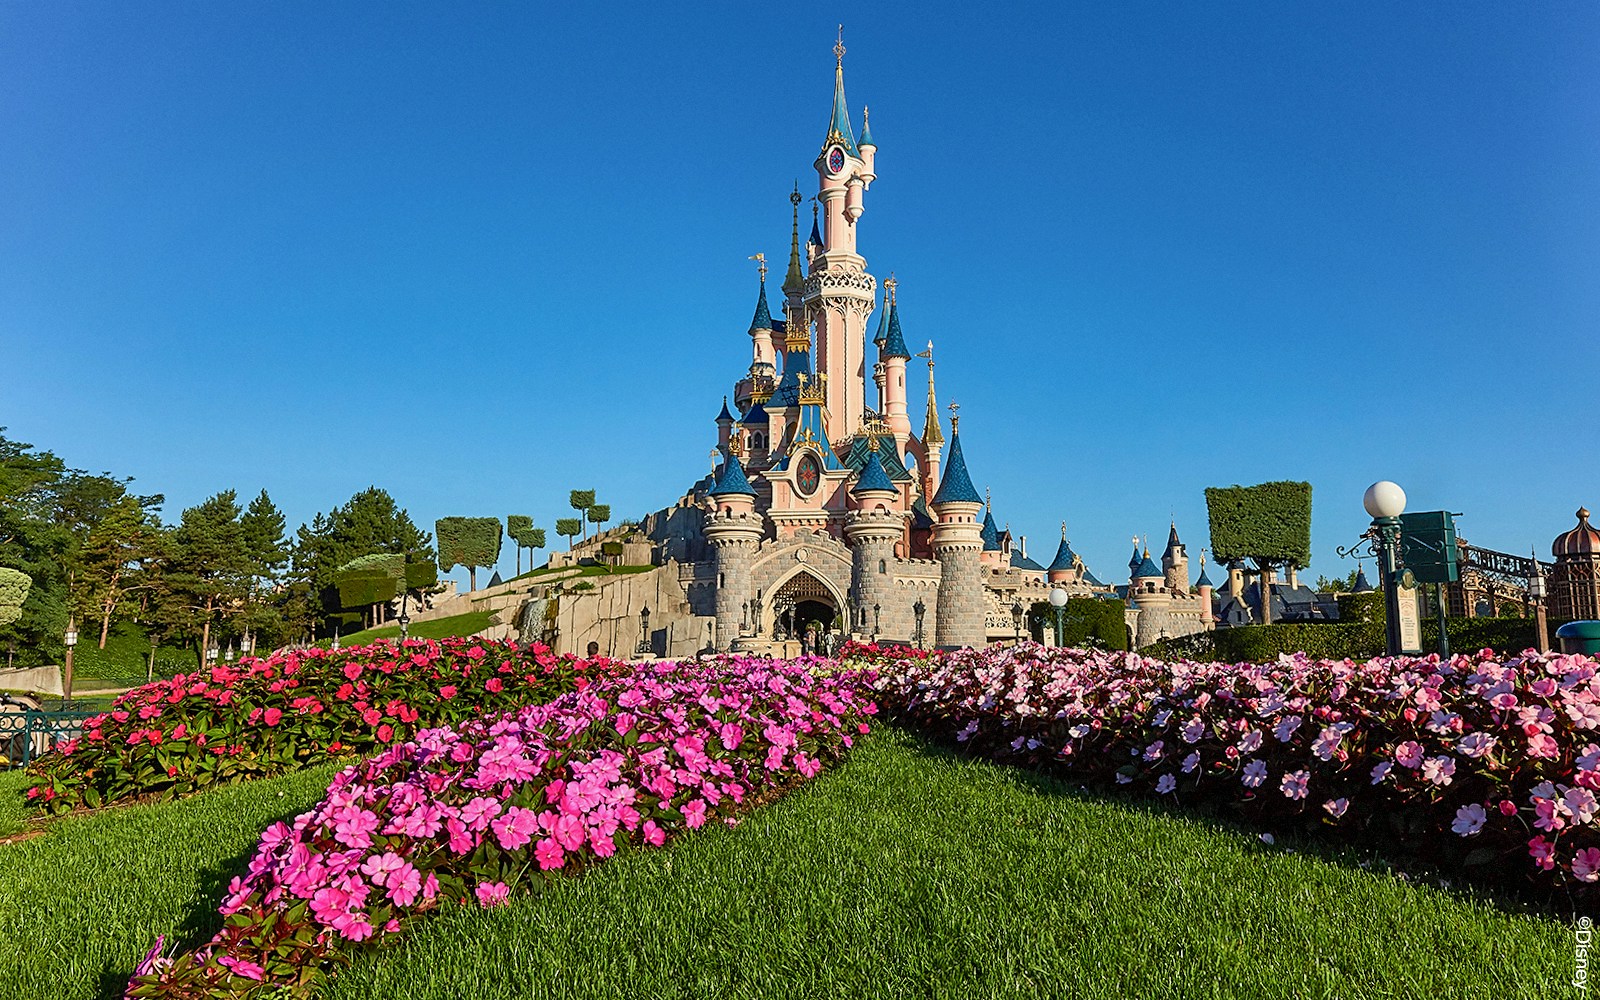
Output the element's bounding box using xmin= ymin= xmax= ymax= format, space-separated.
xmin=330 ymin=552 xmax=435 ymax=629
xmin=435 ymin=517 xmax=502 ymax=593
xmin=587 ymin=504 xmax=611 ymax=537
xmin=556 ymin=518 xmax=583 ymax=552
xmin=518 ymin=526 xmax=547 ymax=572
xmin=1314 ymin=569 xmax=1360 ymax=594
xmin=1205 ymin=481 xmax=1313 ymax=626
xmin=507 ymin=515 xmax=532 ymax=575
xmin=76 ymin=492 xmax=165 ymax=648
xmin=159 ymin=491 xmax=254 ymax=664
xmin=292 ymin=487 xmax=433 ymax=637
xmin=569 ymin=490 xmax=596 ymax=541
xmin=0 ymin=568 xmax=30 ymax=628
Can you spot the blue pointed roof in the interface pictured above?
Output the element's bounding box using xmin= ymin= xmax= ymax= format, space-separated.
xmin=932 ymin=429 xmax=981 ymax=506
xmin=1353 ymin=566 xmax=1374 ymax=592
xmin=1048 ymin=536 xmax=1076 ymax=572
xmin=841 ymin=433 xmax=912 ymax=482
xmin=711 ymin=453 xmax=756 ymax=497
xmin=881 ymin=301 xmax=910 ymax=359
xmin=1196 ymin=564 xmax=1215 ymax=589
xmin=873 ymin=298 xmax=888 ymax=347
xmin=823 ymin=61 xmax=860 ymax=158
xmin=749 ymin=281 xmax=772 ymax=332
xmin=860 ymin=108 xmax=875 ymax=147
xmin=773 ymin=400 xmax=844 ymax=473
xmin=1128 ymin=543 xmax=1143 ymax=572
xmin=851 ymin=446 xmax=895 ymax=496
xmin=1010 ymin=551 xmax=1044 ymax=572
xmin=1082 ymin=567 xmax=1107 ymax=588
xmin=809 ymin=210 xmax=823 ymax=249
xmin=1134 ymin=554 xmax=1163 ymax=579
xmin=741 ymin=400 xmax=769 ymax=424
xmin=769 ymin=330 xmax=812 ymax=408
xmin=715 ymin=397 xmax=734 ymax=423
xmin=980 ymin=509 xmax=1001 ymax=550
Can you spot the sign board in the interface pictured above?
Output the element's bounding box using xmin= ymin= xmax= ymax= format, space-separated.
xmin=1399 ymin=511 xmax=1460 ymax=585
xmin=1395 ymin=583 xmax=1424 ymax=654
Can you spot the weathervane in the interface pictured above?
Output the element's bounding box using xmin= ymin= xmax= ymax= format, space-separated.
xmin=885 ymin=272 xmax=897 ymax=305
xmin=835 ymin=24 xmax=846 ymax=66
xmin=948 ymin=400 xmax=960 ymax=432
xmin=748 ymin=252 xmax=767 ymax=283
xmin=916 ymin=340 xmax=934 ymax=368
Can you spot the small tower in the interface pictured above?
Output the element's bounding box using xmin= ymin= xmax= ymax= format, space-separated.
xmin=1162 ymin=522 xmax=1189 ymax=594
xmin=1552 ymin=507 xmax=1600 ymax=620
xmin=979 ymin=488 xmax=1004 ymax=569
xmin=715 ymin=397 xmax=735 ymax=453
xmin=1196 ymin=552 xmax=1215 ymax=626
xmin=919 ymin=341 xmax=944 ymax=497
xmin=1047 ymin=523 xmax=1077 ymax=585
xmin=844 ymin=442 xmax=903 ymax=636
xmin=704 ymin=452 xmax=764 ymax=651
xmin=879 ymin=276 xmax=912 ymax=440
xmin=746 ymin=261 xmax=776 ymax=402
xmin=931 ymin=416 xmax=985 ymax=648
xmin=1132 ymin=547 xmax=1164 ymax=595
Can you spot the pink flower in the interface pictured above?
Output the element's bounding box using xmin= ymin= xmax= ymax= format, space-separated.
xmin=642 ymin=820 xmax=666 ymax=847
xmin=1565 ymin=786 xmax=1599 ymax=826
xmin=682 ymin=798 xmax=708 ymax=829
xmin=718 ymin=722 xmax=744 ymax=751
xmin=360 ymin=851 xmax=405 ymax=887
xmin=1527 ymin=733 xmax=1559 ymax=759
xmin=485 ymin=677 xmax=504 ymax=694
xmin=1323 ymin=798 xmax=1349 ymax=819
xmin=1575 ymin=849 xmax=1600 ymax=883
xmin=387 ymin=862 xmax=423 ymax=906
xmin=1420 ymin=756 xmax=1456 ymax=786
xmin=1529 ymin=836 xmax=1556 ymax=871
xmin=218 ymin=955 xmax=265 ymax=980
xmin=475 ymin=881 xmax=511 ymax=906
xmin=1143 ymin=741 xmax=1164 ymax=761
xmin=1280 ymin=770 xmax=1309 ymax=801
xmin=262 ymin=707 xmax=283 ymax=727
xmin=552 ymin=813 xmax=585 ymax=851
xmin=1393 ymin=741 xmax=1424 ymax=768
xmin=1456 ymin=732 xmax=1495 ymax=758
xmin=461 ymin=796 xmax=502 ymax=832
xmin=491 ymin=806 xmax=540 ymax=851
xmin=534 ymin=837 xmax=566 ymax=870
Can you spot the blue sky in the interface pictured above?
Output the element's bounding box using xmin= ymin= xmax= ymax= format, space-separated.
xmin=3 ymin=4 xmax=1596 ymax=589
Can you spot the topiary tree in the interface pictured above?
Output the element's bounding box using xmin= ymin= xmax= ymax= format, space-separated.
xmin=507 ymin=515 xmax=533 ymax=575
xmin=514 ymin=525 xmax=546 ymax=574
xmin=435 ymin=517 xmax=504 ymax=593
xmin=555 ymin=518 xmax=583 ymax=554
xmin=1204 ymin=481 xmax=1312 ymax=626
xmin=587 ymin=504 xmax=610 ymax=537
xmin=599 ymin=539 xmax=624 ymax=571
xmin=569 ymin=490 xmax=596 ymax=542
xmin=0 ymin=567 xmax=31 ymax=629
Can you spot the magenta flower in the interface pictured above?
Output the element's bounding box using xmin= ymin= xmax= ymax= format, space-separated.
xmin=1393 ymin=742 xmax=1424 ymax=769
xmin=1576 ymin=849 xmax=1600 ymax=883
xmin=475 ymin=881 xmax=511 ymax=907
xmin=682 ymin=798 xmax=708 ymax=829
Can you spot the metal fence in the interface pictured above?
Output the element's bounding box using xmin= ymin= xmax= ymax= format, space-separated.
xmin=0 ymin=709 xmax=97 ymax=770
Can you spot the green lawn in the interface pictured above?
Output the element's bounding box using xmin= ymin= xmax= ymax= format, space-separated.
xmin=0 ymin=730 xmax=1571 ymax=1000
xmin=327 ymin=610 xmax=498 ymax=648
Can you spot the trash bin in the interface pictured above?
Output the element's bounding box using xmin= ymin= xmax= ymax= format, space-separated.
xmin=1555 ymin=621 xmax=1600 ymax=656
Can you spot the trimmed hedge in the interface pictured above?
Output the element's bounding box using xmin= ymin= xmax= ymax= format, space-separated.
xmin=1204 ymin=481 xmax=1313 ymax=571
xmin=1030 ymin=598 xmax=1128 ymax=652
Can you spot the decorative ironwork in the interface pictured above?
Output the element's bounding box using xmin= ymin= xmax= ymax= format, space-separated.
xmin=0 ymin=708 xmax=96 ymax=770
xmin=1461 ymin=544 xmax=1553 ymax=583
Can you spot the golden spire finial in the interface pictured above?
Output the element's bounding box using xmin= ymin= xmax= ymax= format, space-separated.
xmin=985 ymin=485 xmax=992 ymax=511
xmin=748 ymin=252 xmax=767 ymax=283
xmin=948 ymin=400 xmax=960 ymax=434
xmin=835 ymin=25 xmax=846 ymax=67
xmin=1061 ymin=521 xmax=1068 ymax=540
xmin=885 ymin=272 xmax=897 ymax=305
xmin=790 ymin=182 xmax=802 ymax=207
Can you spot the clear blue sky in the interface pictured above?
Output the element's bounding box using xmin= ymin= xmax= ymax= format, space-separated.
xmin=3 ymin=4 xmax=1596 ymax=590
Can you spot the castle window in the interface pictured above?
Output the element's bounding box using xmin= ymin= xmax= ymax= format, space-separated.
xmin=879 ymin=559 xmax=887 ymax=574
xmin=719 ymin=573 xmax=725 ymax=587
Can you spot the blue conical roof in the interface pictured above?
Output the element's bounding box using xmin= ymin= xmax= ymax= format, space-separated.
xmin=1134 ymin=554 xmax=1163 ymax=579
xmin=1128 ymin=543 xmax=1143 ymax=572
xmin=980 ymin=509 xmax=1001 ymax=551
xmin=715 ymin=396 xmax=735 ymax=423
xmin=873 ymin=298 xmax=888 ymax=347
xmin=1196 ymin=564 xmax=1215 ymax=588
xmin=860 ymin=107 xmax=875 ymax=147
xmin=809 ymin=209 xmax=823 ymax=249
xmin=823 ymin=62 xmax=860 ymax=158
xmin=741 ymin=400 xmax=769 ymax=424
xmin=881 ymin=301 xmax=910 ymax=359
xmin=851 ymin=445 xmax=895 ymax=496
xmin=1048 ymin=536 xmax=1076 ymax=572
xmin=1353 ymin=565 xmax=1374 ymax=592
xmin=932 ymin=430 xmax=981 ymax=506
xmin=750 ymin=281 xmax=772 ymax=332
xmin=711 ymin=453 xmax=757 ymax=497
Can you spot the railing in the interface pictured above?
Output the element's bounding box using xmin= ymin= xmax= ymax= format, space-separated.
xmin=0 ymin=709 xmax=97 ymax=770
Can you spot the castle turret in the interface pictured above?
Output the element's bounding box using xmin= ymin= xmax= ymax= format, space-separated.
xmin=746 ymin=272 xmax=776 ymax=399
xmin=715 ymin=397 xmax=735 ymax=453
xmin=920 ymin=342 xmax=943 ymax=496
xmin=844 ymin=443 xmax=902 ymax=637
xmin=1196 ymin=555 xmax=1215 ymax=625
xmin=704 ymin=453 xmax=763 ymax=651
xmin=931 ymin=420 xmax=984 ymax=647
xmin=1047 ymin=523 xmax=1077 ymax=584
xmin=979 ymin=490 xmax=1004 ymax=569
xmin=1162 ymin=522 xmax=1189 ymax=593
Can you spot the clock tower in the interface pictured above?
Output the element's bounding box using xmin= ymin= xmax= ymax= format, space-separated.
xmin=805 ymin=29 xmax=878 ymax=441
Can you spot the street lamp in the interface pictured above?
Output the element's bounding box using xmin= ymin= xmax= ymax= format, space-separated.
xmin=225 ymin=643 xmax=236 ymax=664
xmin=63 ymin=623 xmax=78 ymax=704
xmin=912 ymin=597 xmax=926 ymax=650
xmin=636 ymin=605 xmax=651 ymax=656
xmin=751 ymin=595 xmax=763 ymax=634
xmin=1011 ymin=600 xmax=1024 ymax=643
xmin=1363 ymin=481 xmax=1409 ymax=656
xmin=872 ymin=602 xmax=881 ymax=641
xmin=1048 ymin=587 xmax=1069 ymax=647
xmin=1529 ymin=550 xmax=1549 ymax=652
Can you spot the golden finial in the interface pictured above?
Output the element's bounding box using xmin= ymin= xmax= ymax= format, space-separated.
xmin=748 ymin=252 xmax=767 ymax=283
xmin=884 ymin=272 xmax=897 ymax=305
xmin=985 ymin=485 xmax=992 ymax=511
xmin=948 ymin=400 xmax=960 ymax=433
xmin=1061 ymin=521 xmax=1068 ymax=539
xmin=835 ymin=25 xmax=846 ymax=66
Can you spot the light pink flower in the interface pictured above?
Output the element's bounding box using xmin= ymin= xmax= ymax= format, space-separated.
xmin=1452 ymin=803 xmax=1486 ymax=837
xmin=1280 ymin=770 xmax=1309 ymax=801
xmin=1393 ymin=741 xmax=1424 ymax=768
xmin=1575 ymin=849 xmax=1600 ymax=883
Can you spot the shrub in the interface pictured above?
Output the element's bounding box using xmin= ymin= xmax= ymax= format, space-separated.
xmin=126 ymin=656 xmax=877 ymax=997
xmin=872 ymin=642 xmax=1600 ymax=896
xmin=27 ymin=638 xmax=609 ymax=813
xmin=1030 ymin=597 xmax=1128 ymax=651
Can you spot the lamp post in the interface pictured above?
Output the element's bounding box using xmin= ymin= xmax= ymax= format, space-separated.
xmin=741 ymin=600 xmax=749 ymax=634
xmin=751 ymin=595 xmax=763 ymax=635
xmin=1363 ymin=481 xmax=1409 ymax=656
xmin=912 ymin=597 xmax=926 ymax=650
xmin=1010 ymin=600 xmax=1024 ymax=644
xmin=62 ymin=622 xmax=78 ymax=704
xmin=871 ymin=602 xmax=880 ymax=641
xmin=1048 ymin=587 xmax=1069 ymax=647
xmin=636 ymin=605 xmax=651 ymax=656
xmin=206 ymin=639 xmax=219 ymax=667
xmin=1529 ymin=552 xmax=1550 ymax=653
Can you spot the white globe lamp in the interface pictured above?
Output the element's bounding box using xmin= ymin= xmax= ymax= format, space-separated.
xmin=1362 ymin=481 xmax=1406 ymax=520
xmin=1048 ymin=587 xmax=1069 ymax=608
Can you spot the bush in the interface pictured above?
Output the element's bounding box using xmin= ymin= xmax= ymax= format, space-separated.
xmin=27 ymin=638 xmax=609 ymax=813
xmin=126 ymin=656 xmax=878 ymax=997
xmin=1030 ymin=597 xmax=1128 ymax=651
xmin=872 ymin=642 xmax=1600 ymax=896
xmin=1144 ymin=623 xmax=1379 ymax=663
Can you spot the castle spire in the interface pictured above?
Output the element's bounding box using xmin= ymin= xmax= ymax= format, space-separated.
xmin=749 ymin=276 xmax=772 ymax=333
xmin=860 ymin=105 xmax=875 ymax=147
xmin=932 ymin=416 xmax=980 ymax=506
xmin=823 ymin=26 xmax=860 ymax=157
xmin=919 ymin=341 xmax=944 ymax=447
xmin=783 ymin=185 xmax=805 ymax=296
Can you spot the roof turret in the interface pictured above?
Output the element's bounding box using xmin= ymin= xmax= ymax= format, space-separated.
xmin=715 ymin=396 xmax=734 ymax=424
xmin=921 ymin=343 xmax=944 ymax=448
xmin=821 ymin=32 xmax=860 ymax=158
xmin=783 ymin=186 xmax=805 ymax=296
xmin=881 ymin=300 xmax=910 ymax=359
xmin=1353 ymin=565 xmax=1374 ymax=592
xmin=1196 ymin=563 xmax=1215 ymax=589
xmin=932 ymin=423 xmax=980 ymax=506
xmin=809 ymin=203 xmax=823 ymax=249
xmin=980 ymin=507 xmax=1001 ymax=550
xmin=1128 ymin=542 xmax=1143 ymax=574
xmin=741 ymin=400 xmax=769 ymax=425
xmin=873 ymin=297 xmax=888 ymax=348
xmin=711 ymin=452 xmax=757 ymax=498
xmin=1164 ymin=522 xmax=1183 ymax=556
xmin=851 ymin=443 xmax=896 ymax=496
xmin=1134 ymin=551 xmax=1163 ymax=580
xmin=749 ymin=280 xmax=772 ymax=332
xmin=1048 ymin=525 xmax=1076 ymax=572
xmin=860 ymin=105 xmax=875 ymax=147
xmin=1554 ymin=507 xmax=1600 ymax=558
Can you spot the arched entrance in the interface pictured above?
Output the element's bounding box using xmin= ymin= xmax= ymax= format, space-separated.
xmin=770 ymin=570 xmax=842 ymax=649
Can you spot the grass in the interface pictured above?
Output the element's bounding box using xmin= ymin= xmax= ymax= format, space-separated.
xmin=327 ymin=728 xmax=1565 ymax=1000
xmin=508 ymin=563 xmax=655 ymax=584
xmin=0 ymin=762 xmax=341 ymax=1000
xmin=327 ymin=610 xmax=498 ymax=648
xmin=0 ymin=730 xmax=1570 ymax=999
xmin=63 ymin=622 xmax=193 ymax=683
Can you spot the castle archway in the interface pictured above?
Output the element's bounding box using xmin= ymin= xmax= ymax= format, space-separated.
xmin=768 ymin=568 xmax=844 ymax=641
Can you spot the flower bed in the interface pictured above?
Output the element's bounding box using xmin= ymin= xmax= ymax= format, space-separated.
xmin=126 ymin=655 xmax=877 ymax=997
xmin=872 ymin=642 xmax=1600 ymax=894
xmin=29 ymin=638 xmax=609 ymax=813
